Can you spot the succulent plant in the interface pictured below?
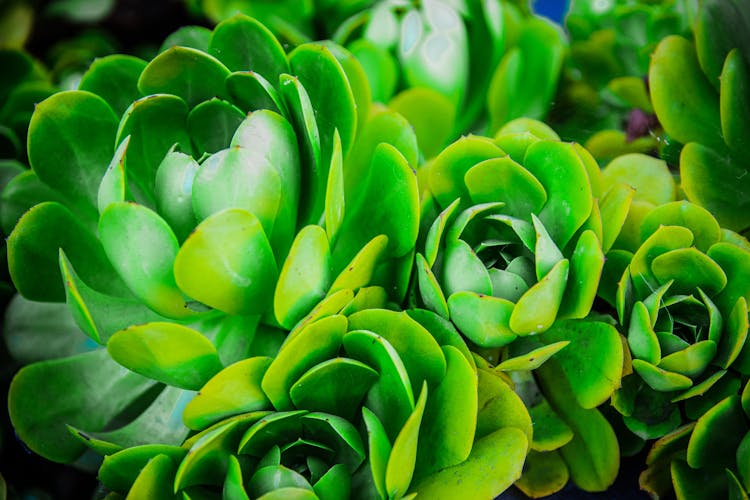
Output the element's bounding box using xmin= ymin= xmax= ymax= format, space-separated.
xmin=638 ymin=382 xmax=750 ymax=499
xmin=609 ymin=200 xmax=750 ymax=458
xmin=649 ymin=0 xmax=750 ymax=234
xmin=1 ymin=11 xmax=541 ymax=499
xmin=332 ymin=0 xmax=566 ymax=159
xmin=412 ymin=119 xmax=625 ymax=495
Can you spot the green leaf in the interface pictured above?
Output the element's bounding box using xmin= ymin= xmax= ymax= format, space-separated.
xmin=229 ymin=109 xmax=300 ymax=256
xmin=514 ymin=449 xmax=569 ymax=498
xmin=385 ymin=381 xmax=427 ymax=499
xmin=475 ymin=369 xmax=532 ymax=442
xmin=414 ymin=346 xmax=476 ymax=481
xmin=410 ymin=427 xmax=528 ymax=499
xmin=632 ymin=359 xmax=693 ymax=392
xmin=447 ymin=291 xmax=516 ymax=348
xmin=238 ymin=410 xmax=306 ymax=456
xmin=174 ymin=208 xmax=278 ymax=315
xmin=601 ymin=153 xmax=676 ymax=207
xmin=208 ymin=14 xmax=289 ymax=79
xmin=328 ymin=235 xmax=388 ymax=296
xmin=652 ymin=248 xmax=727 ymax=295
xmin=721 ymin=49 xmax=750 ymax=158
xmin=488 ymin=17 xmax=565 ymax=132
xmin=528 ymin=400 xmax=574 ymax=451
xmin=313 ymin=463 xmax=350 ymax=500
xmin=558 ymin=230 xmax=604 ymax=319
xmin=659 ymin=340 xmax=717 ymax=378
xmin=159 ymin=25 xmax=212 ymax=53
xmin=389 ymin=87 xmax=456 ymax=160
xmin=289 ymin=358 xmax=378 ymax=420
xmin=8 ymin=349 xmax=154 ymax=463
xmin=274 ymin=225 xmax=331 ymax=329
xmin=78 ymin=55 xmax=147 ymax=116
xmin=223 ymin=455 xmax=250 ymax=500
xmin=343 ymin=329 xmax=414 ymax=441
xmin=681 ymin=141 xmax=750 ymax=232
xmin=290 ymin=43 xmax=357 ymax=164
xmin=8 ymin=201 xmax=127 ymax=301
xmin=153 ymin=149 xmax=200 ymax=243
xmin=99 ymin=444 xmax=186 ymax=493
xmin=98 ymin=137 xmax=131 ymax=212
xmin=539 ymin=320 xmax=623 ymax=408
xmin=464 ymin=156 xmax=547 ymax=220
xmin=226 ymin=71 xmax=285 ymax=114
xmin=348 ymin=309 xmax=447 ymax=393
xmin=649 ymin=35 xmax=722 ymax=150
xmin=0 ymin=169 xmax=64 ymax=236
xmin=325 ymin=129 xmax=345 ymax=245
xmin=523 ymin=140 xmax=593 ymax=249
xmin=99 ymin=202 xmax=191 ymax=319
xmin=537 ymin=360 xmax=620 ymax=492
xmin=115 ymin=94 xmax=192 ymax=204
xmin=415 ymin=253 xmax=449 ymax=318
xmin=262 ymin=315 xmax=347 ymax=411
xmin=248 ymin=466 xmax=313 ymax=497
xmin=510 ymin=259 xmax=569 ymax=335
xmin=428 ymin=136 xmax=504 ymax=209
xmin=187 ymin=98 xmax=245 ymax=155
xmin=59 ymin=250 xmax=165 ymax=344
xmin=333 ymin=142 xmax=419 ymax=268
xmin=108 ymin=322 xmax=222 ymax=390
xmin=28 ymin=90 xmax=118 ymax=220
xmin=688 ymin=396 xmax=749 ymax=469
xmin=183 ymin=357 xmax=272 ymax=430
xmin=640 ymin=201 xmax=721 ymax=253
xmin=497 ymin=341 xmax=569 ymax=372
xmin=362 ymin=407 xmax=392 ymax=500
xmin=138 ymin=46 xmax=231 ymax=108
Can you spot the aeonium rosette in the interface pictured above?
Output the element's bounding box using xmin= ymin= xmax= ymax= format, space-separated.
xmin=413 ymin=119 xmax=625 ymax=496
xmin=4 ymin=13 xmax=439 ymax=489
xmin=611 ymin=201 xmax=750 ymax=446
xmin=79 ymin=309 xmax=531 ymax=498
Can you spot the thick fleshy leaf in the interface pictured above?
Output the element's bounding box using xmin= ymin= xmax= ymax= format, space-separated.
xmin=159 ymin=25 xmax=212 ymax=53
xmin=497 ymin=341 xmax=569 ymax=372
xmin=442 ymin=239 xmax=493 ymax=297
xmin=475 ymin=369 xmax=532 ymax=442
xmin=537 ymin=360 xmax=619 ymax=492
xmin=138 ymin=46 xmax=231 ymax=107
xmin=428 ymin=136 xmax=504 ymax=209
xmin=238 ymin=410 xmax=306 ymax=457
xmin=78 ymin=55 xmax=147 ymax=116
xmin=389 ymin=87 xmax=455 ymax=160
xmin=528 ymin=400 xmax=574 ymax=452
xmin=187 ymin=98 xmax=245 ymax=155
xmin=348 ymin=309 xmax=446 ymax=393
xmin=174 ymin=208 xmax=278 ymax=315
xmin=223 ymin=455 xmax=250 ymax=500
xmin=325 ymin=130 xmax=345 ymax=245
xmin=290 ymin=43 xmax=356 ymax=163
xmin=559 ymin=230 xmax=604 ymax=319
xmin=708 ymin=242 xmax=750 ymax=314
xmin=717 ymin=297 xmax=749 ymax=369
xmin=343 ymin=329 xmax=414 ymax=441
xmin=721 ymin=49 xmax=750 ymax=158
xmin=226 ymin=71 xmax=284 ymax=114
xmin=108 ymin=322 xmax=222 ymax=390
xmin=99 ymin=202 xmax=191 ymax=319
xmin=414 ymin=346 xmax=476 ymax=482
xmin=8 ymin=349 xmax=154 ymax=463
xmin=447 ymin=291 xmax=516 ymax=348
xmin=464 ymin=156 xmax=547 ymax=220
xmin=410 ymin=427 xmax=527 ymax=499
xmin=523 ymin=140 xmax=593 ymax=248
xmin=487 ymin=17 xmax=565 ymax=132
xmin=183 ymin=357 xmax=272 ymax=430
xmin=290 ymin=358 xmax=378 ymax=420
xmin=681 ymin=141 xmax=750 ymax=232
xmin=510 ymin=259 xmax=569 ymax=335
xmin=99 ymin=445 xmax=186 ymax=493
xmin=98 ymin=137 xmax=131 ymax=212
xmin=601 ymin=154 xmax=676 ymax=207
xmin=333 ymin=142 xmax=418 ymax=269
xmin=154 ymin=149 xmax=200 ymax=242
xmin=27 ymin=90 xmax=118 ymax=219
xmin=59 ymin=250 xmax=164 ymax=344
xmin=274 ymin=225 xmax=331 ymax=329
xmin=362 ymin=406 xmax=392 ymax=499
xmin=632 ymin=359 xmax=693 ymax=392
xmin=688 ymin=396 xmax=748 ymax=469
xmin=208 ymin=14 xmax=289 ymax=79
xmin=649 ymin=36 xmax=723 ymax=150
xmin=176 ymin=412 xmax=269 ymax=490
xmin=70 ymin=385 xmax=192 ymax=455
xmin=539 ymin=320 xmax=623 ymax=409
xmin=248 ymin=466 xmax=312 ymax=497
xmin=229 ymin=109 xmax=300 ymax=256
xmin=8 ymin=201 xmax=127 ymax=301
xmin=328 ymin=235 xmax=388 ymax=296
xmin=115 ymin=94 xmax=192 ymax=203
xmin=629 ymin=225 xmax=694 ymax=296
xmin=640 ymin=201 xmax=722 ymax=253
xmin=385 ymin=382 xmax=427 ymax=499
xmin=0 ymin=168 xmax=64 ymax=236
xmin=262 ymin=315 xmax=347 ymax=411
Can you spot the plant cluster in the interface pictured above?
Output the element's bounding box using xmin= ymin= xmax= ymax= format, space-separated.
xmin=2 ymin=1 xmax=750 ymax=499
